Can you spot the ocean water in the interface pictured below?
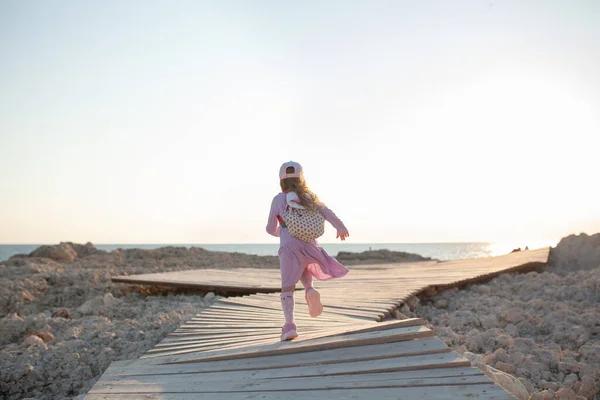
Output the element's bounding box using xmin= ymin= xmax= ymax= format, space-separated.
xmin=0 ymin=242 xmax=543 ymax=263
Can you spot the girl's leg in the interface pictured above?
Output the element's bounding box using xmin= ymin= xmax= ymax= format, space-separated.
xmin=280 ymin=285 xmax=298 ymax=340
xmin=300 ymin=268 xmax=314 ymax=291
xmin=301 ymin=269 xmax=323 ymax=318
xmin=280 ymin=285 xmax=295 ymax=325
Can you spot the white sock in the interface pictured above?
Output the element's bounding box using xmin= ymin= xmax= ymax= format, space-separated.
xmin=280 ymin=292 xmax=295 ymax=324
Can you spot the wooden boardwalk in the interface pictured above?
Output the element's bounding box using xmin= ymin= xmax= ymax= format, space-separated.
xmin=84 ymin=248 xmax=549 ymax=399
xmin=112 ymin=248 xmax=549 ymax=296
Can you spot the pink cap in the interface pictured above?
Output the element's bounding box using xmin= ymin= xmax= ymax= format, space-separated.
xmin=279 ymin=161 xmax=303 ymax=180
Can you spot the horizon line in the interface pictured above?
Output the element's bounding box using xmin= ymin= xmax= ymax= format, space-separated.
xmin=1 ymin=241 xmax=534 ymax=246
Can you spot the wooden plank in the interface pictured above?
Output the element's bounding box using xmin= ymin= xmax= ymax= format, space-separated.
xmin=110 ymin=352 xmax=471 ymax=384
xmin=92 ymin=372 xmax=491 ymax=393
xmin=159 ymin=328 xmax=329 ymax=345
xmin=147 ymin=321 xmax=420 ymax=358
xmin=169 ymin=319 xmax=422 ymax=342
xmin=219 ymin=297 xmax=382 ymax=320
xmin=178 ymin=320 xmax=356 ymax=328
xmin=197 ymin=306 xmax=357 ymax=322
xmin=250 ymin=293 xmax=397 ymax=313
xmin=142 ymin=337 xmax=287 ymax=358
xmin=143 ymin=340 xmax=278 ymax=358
xmin=184 ymin=315 xmax=341 ymax=325
xmin=161 ymin=324 xmax=433 ymax=364
xmin=85 ymin=384 xmax=514 ymax=399
xmin=149 ymin=335 xmax=292 ymax=354
xmin=169 ymin=325 xmax=347 ymax=338
xmin=170 ymin=327 xmax=283 ymax=334
xmin=187 ymin=310 xmax=361 ymax=324
xmin=151 ymin=324 xmax=363 ymax=353
xmin=99 ymin=339 xmax=453 ymax=377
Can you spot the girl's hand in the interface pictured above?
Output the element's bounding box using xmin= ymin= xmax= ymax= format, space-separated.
xmin=336 ymin=229 xmax=350 ymax=241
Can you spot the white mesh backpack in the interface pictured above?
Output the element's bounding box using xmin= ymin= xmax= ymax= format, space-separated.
xmin=281 ymin=192 xmax=325 ymax=242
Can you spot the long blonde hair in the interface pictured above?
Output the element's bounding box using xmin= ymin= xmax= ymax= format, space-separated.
xmin=280 ymin=176 xmax=323 ymax=209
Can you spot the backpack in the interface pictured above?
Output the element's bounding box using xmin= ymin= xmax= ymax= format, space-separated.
xmin=281 ymin=192 xmax=325 ymax=242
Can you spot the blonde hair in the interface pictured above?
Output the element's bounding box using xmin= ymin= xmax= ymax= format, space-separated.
xmin=280 ymin=175 xmax=323 ymax=209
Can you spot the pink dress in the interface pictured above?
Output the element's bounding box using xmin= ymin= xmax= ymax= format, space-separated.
xmin=266 ymin=192 xmax=349 ymax=287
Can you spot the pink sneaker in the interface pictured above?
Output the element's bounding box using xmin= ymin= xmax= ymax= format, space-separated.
xmin=305 ymin=288 xmax=323 ymax=317
xmin=280 ymin=322 xmax=298 ymax=341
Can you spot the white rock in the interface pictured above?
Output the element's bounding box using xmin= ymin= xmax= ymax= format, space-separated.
xmin=578 ymin=341 xmax=600 ymax=363
xmin=483 ymin=353 xmax=496 ymax=365
xmin=549 ymin=233 xmax=600 ymax=273
xmin=406 ymin=296 xmax=420 ymax=310
xmin=77 ymin=299 xmax=94 ymax=315
xmin=463 ymin=351 xmax=484 ymax=366
xmin=529 ymin=390 xmax=556 ymax=400
xmin=399 ymin=303 xmax=413 ymax=316
xmin=518 ymin=377 xmax=535 ymax=394
xmin=392 ymin=310 xmax=408 ymax=319
xmin=495 ymin=361 xmax=516 ymax=374
xmin=103 ymin=292 xmax=122 ymax=308
xmin=204 ymin=292 xmax=216 ymax=302
xmin=482 ymin=365 xmax=530 ymax=400
xmin=565 ymin=362 xmax=580 ymax=374
xmin=496 ymin=334 xmax=514 ymax=348
xmin=454 ymin=345 xmax=467 ymax=354
xmin=493 ymin=348 xmax=510 ymax=363
xmin=478 ymin=285 xmax=491 ymax=295
xmin=541 ymin=381 xmax=560 ymax=391
xmin=512 ymin=337 xmax=536 ymax=354
xmin=24 ymin=335 xmax=44 ymax=347
xmin=480 ymin=314 xmax=499 ymax=329
xmin=509 ymin=352 xmax=526 ymax=366
xmin=434 ymin=299 xmax=448 ymax=309
xmin=577 ymin=375 xmax=599 ymax=399
xmin=501 ymin=307 xmax=525 ymax=324
xmin=555 ymin=387 xmax=579 ymax=399
xmin=92 ymin=295 xmax=105 ymax=309
xmin=563 ymin=373 xmax=579 ymax=386
xmin=505 ymin=323 xmax=518 ymax=337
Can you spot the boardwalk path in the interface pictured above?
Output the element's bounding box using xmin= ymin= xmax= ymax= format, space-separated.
xmin=84 ymin=248 xmax=549 ymax=399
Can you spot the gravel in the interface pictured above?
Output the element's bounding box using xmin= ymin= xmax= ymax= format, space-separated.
xmin=406 ymin=233 xmax=600 ymax=400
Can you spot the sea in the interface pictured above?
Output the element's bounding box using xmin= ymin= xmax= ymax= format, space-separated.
xmin=0 ymin=242 xmax=551 ymax=263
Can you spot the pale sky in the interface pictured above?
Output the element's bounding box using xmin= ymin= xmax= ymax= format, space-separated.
xmin=1 ymin=0 xmax=599 ymax=245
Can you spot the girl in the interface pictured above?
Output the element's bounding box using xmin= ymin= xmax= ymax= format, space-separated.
xmin=266 ymin=161 xmax=350 ymax=341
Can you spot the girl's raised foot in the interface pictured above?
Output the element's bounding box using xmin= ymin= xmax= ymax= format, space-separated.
xmin=305 ymin=288 xmax=323 ymax=317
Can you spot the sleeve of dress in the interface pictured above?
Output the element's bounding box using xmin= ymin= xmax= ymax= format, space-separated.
xmin=265 ymin=196 xmax=281 ymax=237
xmin=318 ymin=205 xmax=348 ymax=233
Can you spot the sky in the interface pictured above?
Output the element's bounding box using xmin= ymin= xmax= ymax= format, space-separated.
xmin=1 ymin=0 xmax=599 ymax=245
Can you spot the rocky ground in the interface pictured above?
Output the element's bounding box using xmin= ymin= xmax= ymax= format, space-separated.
xmin=403 ymin=233 xmax=600 ymax=400
xmin=335 ymin=249 xmax=433 ymax=264
xmin=0 ymin=243 xmax=426 ymax=400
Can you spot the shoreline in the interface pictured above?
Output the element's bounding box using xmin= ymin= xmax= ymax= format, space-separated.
xmin=0 ymin=241 xmax=543 ymax=264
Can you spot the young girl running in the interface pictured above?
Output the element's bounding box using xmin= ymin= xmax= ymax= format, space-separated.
xmin=266 ymin=161 xmax=350 ymax=341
